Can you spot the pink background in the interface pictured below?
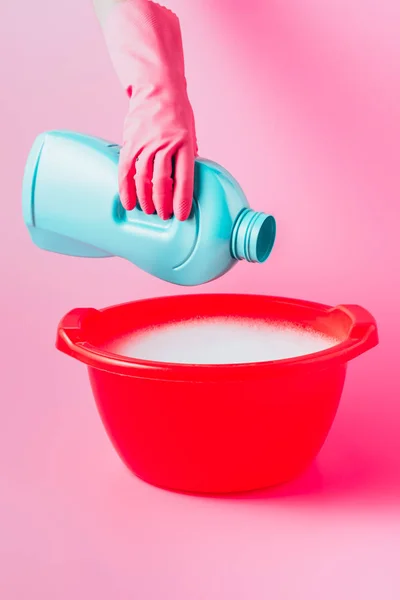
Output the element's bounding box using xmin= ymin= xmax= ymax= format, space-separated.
xmin=1 ymin=0 xmax=400 ymax=597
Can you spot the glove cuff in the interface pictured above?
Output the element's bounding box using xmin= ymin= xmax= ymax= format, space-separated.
xmin=103 ymin=0 xmax=188 ymax=96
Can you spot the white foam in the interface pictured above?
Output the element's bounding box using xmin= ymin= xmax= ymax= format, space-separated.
xmin=104 ymin=317 xmax=338 ymax=364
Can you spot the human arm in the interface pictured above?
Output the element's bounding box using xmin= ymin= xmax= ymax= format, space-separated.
xmin=93 ymin=0 xmax=197 ymax=221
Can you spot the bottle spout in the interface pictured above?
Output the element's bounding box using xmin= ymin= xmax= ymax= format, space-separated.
xmin=230 ymin=209 xmax=276 ymax=263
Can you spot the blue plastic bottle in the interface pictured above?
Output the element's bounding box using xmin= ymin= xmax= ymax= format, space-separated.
xmin=22 ymin=130 xmax=276 ymax=286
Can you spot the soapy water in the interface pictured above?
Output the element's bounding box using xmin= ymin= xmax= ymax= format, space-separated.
xmin=105 ymin=317 xmax=338 ymax=364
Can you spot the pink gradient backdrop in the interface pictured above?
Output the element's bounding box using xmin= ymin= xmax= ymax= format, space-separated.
xmin=1 ymin=0 xmax=400 ymax=597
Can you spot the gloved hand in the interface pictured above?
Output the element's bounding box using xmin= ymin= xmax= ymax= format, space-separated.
xmin=103 ymin=0 xmax=198 ymax=221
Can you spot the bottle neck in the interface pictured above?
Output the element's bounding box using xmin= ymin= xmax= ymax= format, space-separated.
xmin=231 ymin=209 xmax=276 ymax=263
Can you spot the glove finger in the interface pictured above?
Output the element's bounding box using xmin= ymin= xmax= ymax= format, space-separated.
xmin=118 ymin=144 xmax=137 ymax=211
xmin=152 ymin=149 xmax=174 ymax=220
xmin=173 ymin=145 xmax=195 ymax=221
xmin=134 ymin=152 xmax=156 ymax=215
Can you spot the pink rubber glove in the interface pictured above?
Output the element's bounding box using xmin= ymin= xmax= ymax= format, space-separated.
xmin=103 ymin=0 xmax=198 ymax=221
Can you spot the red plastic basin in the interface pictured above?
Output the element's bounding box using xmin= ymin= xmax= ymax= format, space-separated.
xmin=56 ymin=294 xmax=378 ymax=494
